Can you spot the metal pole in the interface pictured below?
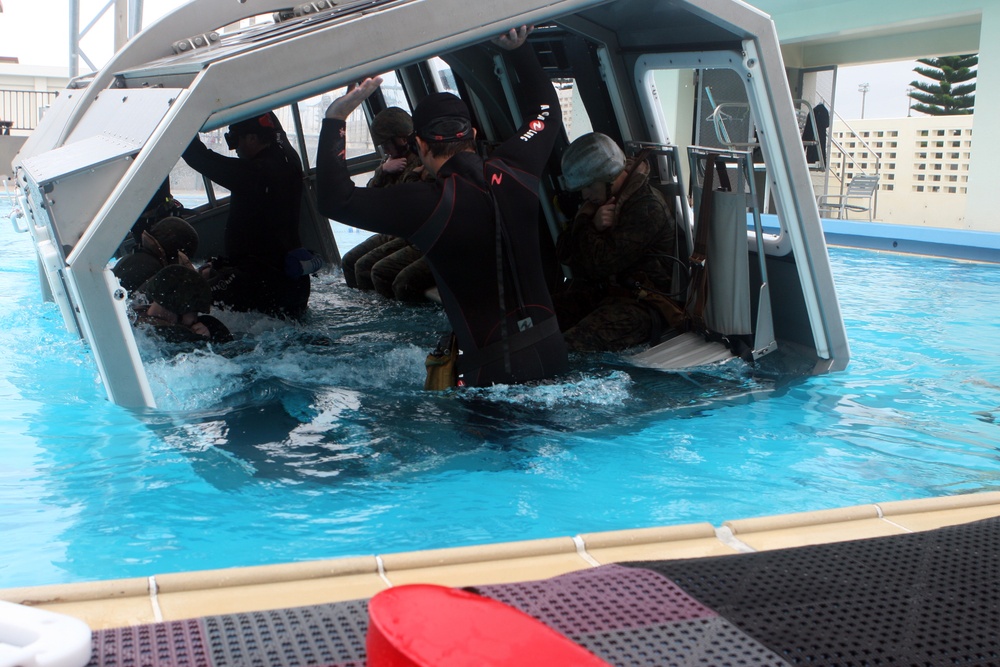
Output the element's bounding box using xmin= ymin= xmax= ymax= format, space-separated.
xmin=129 ymin=0 xmax=143 ymax=37
xmin=114 ymin=0 xmax=128 ymax=51
xmin=69 ymin=0 xmax=80 ymax=78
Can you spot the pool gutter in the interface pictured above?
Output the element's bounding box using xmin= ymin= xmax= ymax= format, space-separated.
xmin=3 ymin=492 xmax=999 ymax=631
xmin=822 ymin=218 xmax=1000 ymax=263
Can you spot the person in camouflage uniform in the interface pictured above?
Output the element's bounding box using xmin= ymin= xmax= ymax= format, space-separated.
xmin=554 ymin=132 xmax=678 ymax=352
xmin=342 ymin=107 xmax=435 ymax=300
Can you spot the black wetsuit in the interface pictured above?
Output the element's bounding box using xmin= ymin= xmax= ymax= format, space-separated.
xmin=182 ymin=138 xmax=310 ymax=318
xmin=316 ymin=44 xmax=567 ymax=386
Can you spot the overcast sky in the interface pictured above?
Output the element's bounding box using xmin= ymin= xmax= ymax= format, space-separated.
xmin=1 ymin=2 xmax=935 ymax=121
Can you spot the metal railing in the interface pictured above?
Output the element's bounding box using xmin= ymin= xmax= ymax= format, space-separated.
xmin=0 ymin=89 xmax=60 ymax=132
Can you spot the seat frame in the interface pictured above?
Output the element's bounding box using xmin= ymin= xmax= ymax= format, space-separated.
xmin=817 ymin=173 xmax=879 ymax=221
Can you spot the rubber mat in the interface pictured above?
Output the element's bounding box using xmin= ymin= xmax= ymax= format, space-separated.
xmin=83 ymin=517 xmax=1000 ymax=667
xmin=628 ymin=516 xmax=1000 ymax=666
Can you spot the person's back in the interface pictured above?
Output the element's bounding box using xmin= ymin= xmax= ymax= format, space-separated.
xmin=317 ymin=27 xmax=567 ymax=386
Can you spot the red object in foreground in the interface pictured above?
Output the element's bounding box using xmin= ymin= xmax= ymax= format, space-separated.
xmin=367 ymin=584 xmax=613 ymax=666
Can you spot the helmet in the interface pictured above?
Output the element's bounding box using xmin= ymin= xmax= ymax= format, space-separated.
xmin=226 ymin=111 xmax=279 ymax=149
xmin=371 ymin=107 xmax=413 ymax=147
xmin=412 ymin=93 xmax=473 ymax=142
xmin=143 ymin=265 xmax=212 ymax=315
xmin=148 ymin=216 xmax=199 ymax=260
xmin=560 ymin=132 xmax=625 ymax=191
xmin=113 ymin=251 xmax=163 ymax=291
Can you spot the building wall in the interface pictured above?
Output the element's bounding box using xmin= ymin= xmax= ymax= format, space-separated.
xmin=0 ymin=64 xmax=68 ymax=136
xmin=825 ymin=116 xmax=974 ymax=228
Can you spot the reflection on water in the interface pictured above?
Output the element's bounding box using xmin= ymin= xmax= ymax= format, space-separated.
xmin=2 ymin=205 xmax=1000 ymax=587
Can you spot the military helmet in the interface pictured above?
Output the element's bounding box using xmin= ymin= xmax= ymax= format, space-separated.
xmin=143 ymin=265 xmax=212 ymax=315
xmin=560 ymin=132 xmax=626 ymax=191
xmin=148 ymin=216 xmax=199 ymax=260
xmin=371 ymin=107 xmax=414 ymax=147
xmin=113 ymin=251 xmax=163 ymax=292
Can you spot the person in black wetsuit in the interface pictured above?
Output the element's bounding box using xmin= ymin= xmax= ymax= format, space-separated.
xmin=182 ymin=112 xmax=311 ymax=319
xmin=316 ymin=26 xmax=567 ymax=387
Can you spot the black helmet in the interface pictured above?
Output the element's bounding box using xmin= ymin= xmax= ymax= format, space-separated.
xmin=148 ymin=216 xmax=198 ymax=261
xmin=143 ymin=265 xmax=212 ymax=315
xmin=225 ymin=111 xmax=280 ymax=149
xmin=412 ymin=93 xmax=473 ymax=142
xmin=113 ymin=251 xmax=163 ymax=291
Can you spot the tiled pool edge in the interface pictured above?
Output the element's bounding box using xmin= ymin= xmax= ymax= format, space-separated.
xmin=758 ymin=213 xmax=1000 ymax=263
xmin=4 ymin=491 xmax=999 ymax=630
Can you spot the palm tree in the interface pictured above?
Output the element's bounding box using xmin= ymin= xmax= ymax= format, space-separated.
xmin=908 ymin=55 xmax=977 ymax=115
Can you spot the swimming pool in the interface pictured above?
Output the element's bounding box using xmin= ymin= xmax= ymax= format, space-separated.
xmin=2 ymin=199 xmax=999 ymax=589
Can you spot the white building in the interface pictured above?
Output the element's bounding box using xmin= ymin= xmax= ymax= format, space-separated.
xmin=825 ymin=115 xmax=974 ymax=228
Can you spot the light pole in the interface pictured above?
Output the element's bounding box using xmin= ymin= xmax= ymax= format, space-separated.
xmin=858 ymin=83 xmax=870 ymax=119
xmin=907 ymin=86 xmax=914 ymax=117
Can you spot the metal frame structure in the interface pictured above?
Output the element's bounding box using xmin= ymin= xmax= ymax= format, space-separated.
xmin=13 ymin=0 xmax=850 ymax=408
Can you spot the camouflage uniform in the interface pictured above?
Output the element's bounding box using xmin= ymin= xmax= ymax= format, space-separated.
xmin=554 ymin=161 xmax=677 ymax=351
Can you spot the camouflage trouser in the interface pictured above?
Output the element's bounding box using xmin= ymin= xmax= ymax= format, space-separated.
xmin=553 ymin=289 xmax=655 ymax=352
xmin=371 ymin=244 xmax=436 ymax=301
xmin=353 ymin=237 xmax=407 ymax=290
xmin=341 ymin=233 xmax=395 ymax=288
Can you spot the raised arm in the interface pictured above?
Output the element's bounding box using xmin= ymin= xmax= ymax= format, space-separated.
xmin=492 ymin=26 xmax=562 ymax=174
xmin=315 ymin=78 xmax=440 ymax=236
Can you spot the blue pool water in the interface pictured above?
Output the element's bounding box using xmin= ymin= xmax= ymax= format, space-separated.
xmin=2 ymin=200 xmax=999 ymax=589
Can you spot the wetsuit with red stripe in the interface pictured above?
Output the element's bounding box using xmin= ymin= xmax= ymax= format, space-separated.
xmin=316 ymin=44 xmax=567 ymax=386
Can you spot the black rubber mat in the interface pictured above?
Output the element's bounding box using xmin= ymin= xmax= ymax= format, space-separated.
xmin=84 ymin=517 xmax=1000 ymax=667
xmin=628 ymin=516 xmax=1000 ymax=666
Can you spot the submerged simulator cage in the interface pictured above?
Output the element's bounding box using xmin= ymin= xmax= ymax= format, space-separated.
xmin=10 ymin=0 xmax=849 ymax=408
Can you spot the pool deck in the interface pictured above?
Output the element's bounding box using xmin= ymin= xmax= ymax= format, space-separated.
xmin=3 ymin=491 xmax=999 ymax=631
